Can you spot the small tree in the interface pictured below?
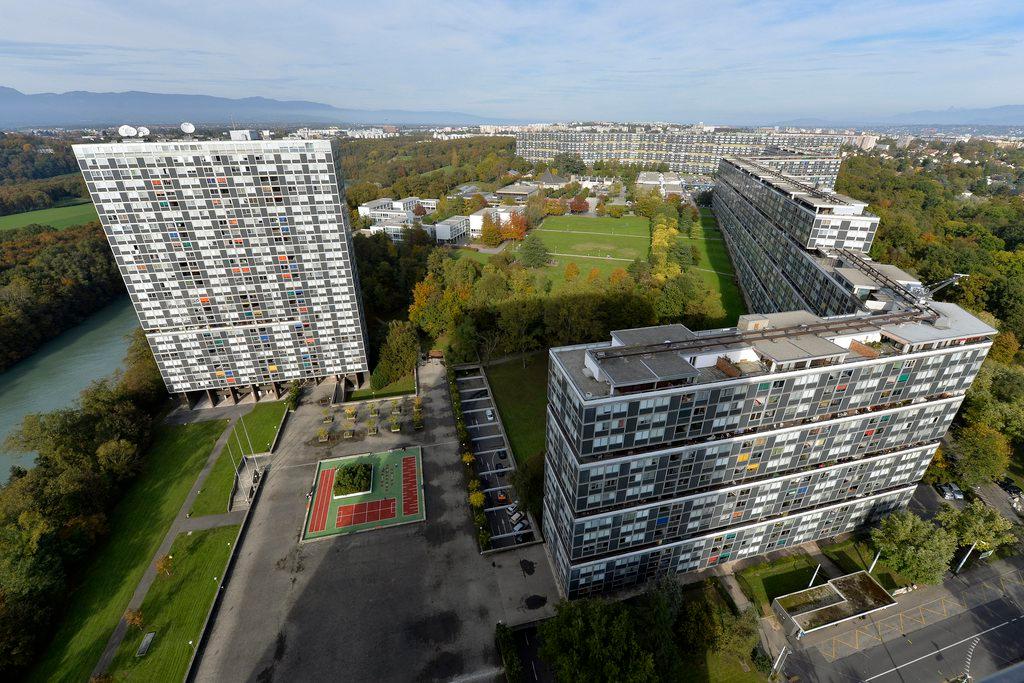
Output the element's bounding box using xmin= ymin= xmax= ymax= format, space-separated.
xmin=564 ymin=262 xmax=580 ymax=282
xmin=468 ymin=491 xmax=486 ymax=508
xmin=155 ymin=554 xmax=173 ymax=577
xmin=371 ymin=320 xmax=419 ymax=390
xmin=317 ymin=427 xmax=329 ymax=443
xmin=518 ymin=233 xmax=550 ymax=268
xmin=569 ymin=195 xmax=589 ymax=214
xmin=412 ymin=202 xmax=427 ymax=216
xmin=586 ymin=267 xmax=602 ymax=284
xmin=461 ymin=452 xmax=475 ymax=466
xmin=607 ymin=204 xmax=626 ymax=218
xmin=872 ymin=510 xmax=956 ymax=584
xmin=123 ymin=609 xmax=144 ymax=631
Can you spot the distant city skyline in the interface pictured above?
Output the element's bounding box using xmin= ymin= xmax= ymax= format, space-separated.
xmin=3 ymin=1 xmax=1024 ymax=124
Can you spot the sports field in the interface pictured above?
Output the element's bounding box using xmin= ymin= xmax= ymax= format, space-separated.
xmin=303 ymin=447 xmax=425 ymax=541
xmin=529 ymin=215 xmax=649 ymax=288
xmin=0 ymin=201 xmax=98 ymax=231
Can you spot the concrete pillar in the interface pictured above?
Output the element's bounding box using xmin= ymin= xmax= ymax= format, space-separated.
xmin=206 ymin=388 xmax=218 ymax=407
xmin=271 ymin=382 xmax=281 ymax=399
xmin=228 ymin=386 xmax=239 ymax=405
xmin=251 ymin=384 xmax=261 ymax=402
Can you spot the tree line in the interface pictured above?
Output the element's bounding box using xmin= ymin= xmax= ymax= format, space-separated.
xmin=0 ymin=173 xmax=88 ymax=216
xmin=0 ymin=328 xmax=166 ymax=674
xmin=0 ymin=223 xmax=125 ymax=372
xmin=0 ymin=134 xmax=80 ymax=185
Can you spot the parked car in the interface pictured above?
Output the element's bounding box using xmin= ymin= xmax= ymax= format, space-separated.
xmin=512 ymin=521 xmax=527 ymax=533
xmin=998 ymin=478 xmax=1024 ymax=497
xmin=509 ymin=511 xmax=525 ymax=525
xmin=949 ymin=483 xmax=965 ymax=500
xmin=497 ymin=450 xmax=508 ymax=460
xmin=937 ymin=483 xmax=955 ymax=500
xmin=485 ymin=408 xmax=495 ymax=421
xmin=496 ymin=491 xmax=509 ymax=504
xmin=506 ymin=502 xmax=519 ymax=515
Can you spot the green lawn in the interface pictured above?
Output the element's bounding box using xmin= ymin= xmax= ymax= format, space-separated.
xmin=349 ymin=372 xmax=416 ymax=401
xmin=222 ymin=401 xmax=288 ymax=458
xmin=688 ymin=208 xmax=745 ymax=328
xmin=736 ymin=554 xmax=823 ymax=617
xmin=106 ymin=524 xmax=240 ymax=681
xmin=539 ymin=214 xmax=650 ymax=236
xmin=533 ymin=228 xmax=647 ymax=261
xmin=188 ymin=402 xmax=288 ymax=517
xmin=27 ymin=419 xmax=229 ymax=683
xmin=0 ymin=201 xmax=98 ymax=231
xmin=485 ymin=353 xmax=549 ymax=466
xmin=820 ymin=537 xmax=909 ymax=592
xmin=454 ymin=247 xmax=492 ymax=265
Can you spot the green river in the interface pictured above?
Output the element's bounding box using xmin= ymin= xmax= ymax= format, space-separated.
xmin=0 ymin=298 xmax=138 ymax=482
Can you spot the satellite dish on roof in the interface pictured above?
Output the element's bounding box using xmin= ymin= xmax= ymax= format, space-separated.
xmin=180 ymin=122 xmax=196 ymax=134
xmin=118 ymin=125 xmax=138 ymax=137
xmin=137 ymin=126 xmax=150 ymax=137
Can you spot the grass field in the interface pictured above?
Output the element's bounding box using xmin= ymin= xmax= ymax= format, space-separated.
xmin=28 ymin=420 xmax=229 ymax=683
xmin=190 ymin=402 xmax=288 ymax=517
xmin=303 ymin=448 xmax=425 ymax=540
xmin=538 ymin=214 xmax=650 ymax=236
xmin=485 ymin=353 xmax=549 ymax=466
xmin=0 ymin=201 xmax=98 ymax=231
xmin=106 ymin=525 xmax=240 ymax=681
xmin=686 ymin=208 xmax=746 ymax=327
xmin=349 ymin=372 xmax=416 ymax=401
xmin=736 ymin=554 xmax=823 ymax=617
xmin=821 ymin=537 xmax=909 ymax=592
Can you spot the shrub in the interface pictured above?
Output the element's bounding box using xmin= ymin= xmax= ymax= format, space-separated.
xmin=333 ymin=463 xmax=372 ymax=496
xmin=495 ymin=624 xmax=525 ymax=683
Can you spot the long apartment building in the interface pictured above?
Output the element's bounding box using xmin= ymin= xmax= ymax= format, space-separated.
xmin=515 ymin=127 xmax=844 ymax=181
xmin=542 ymin=157 xmax=994 ymax=598
xmin=73 ymin=136 xmax=369 ymax=405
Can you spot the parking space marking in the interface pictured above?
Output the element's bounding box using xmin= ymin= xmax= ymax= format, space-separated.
xmin=478 ymin=467 xmax=515 ymax=476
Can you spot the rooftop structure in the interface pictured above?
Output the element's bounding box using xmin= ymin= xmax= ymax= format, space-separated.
xmin=773 ymin=571 xmax=896 ymax=636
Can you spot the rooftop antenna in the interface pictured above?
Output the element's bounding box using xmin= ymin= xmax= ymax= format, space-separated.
xmin=117 ymin=124 xmax=138 ymax=138
xmin=180 ymin=122 xmax=195 ymax=139
xmin=136 ymin=126 xmax=150 ymax=138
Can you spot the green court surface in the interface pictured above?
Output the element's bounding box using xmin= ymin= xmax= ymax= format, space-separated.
xmin=303 ymin=448 xmax=425 ymax=541
xmin=0 ymin=201 xmax=98 ymax=231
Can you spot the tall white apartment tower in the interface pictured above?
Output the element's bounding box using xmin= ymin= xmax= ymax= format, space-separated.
xmin=73 ymin=135 xmax=369 ymax=404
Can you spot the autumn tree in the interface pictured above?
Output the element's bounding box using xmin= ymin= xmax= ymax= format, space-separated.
xmin=564 ymin=262 xmax=580 ymax=282
xmin=569 ymin=195 xmax=589 ymax=214
xmin=155 ymin=554 xmax=174 ymax=577
xmin=988 ymin=331 xmax=1020 ymax=363
xmin=123 ymin=609 xmax=144 ymax=631
xmin=480 ymin=213 xmax=503 ymax=247
xmin=545 ymin=198 xmax=567 ymax=216
xmin=501 ymin=212 xmax=528 ymax=241
xmin=609 ymin=268 xmax=629 ymax=285
xmin=412 ymin=202 xmax=427 ymax=216
xmin=586 ymin=268 xmax=602 ymax=284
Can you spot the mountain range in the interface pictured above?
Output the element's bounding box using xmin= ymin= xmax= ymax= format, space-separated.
xmin=0 ymin=87 xmax=516 ymax=128
xmin=2 ymin=86 xmax=1024 ymax=129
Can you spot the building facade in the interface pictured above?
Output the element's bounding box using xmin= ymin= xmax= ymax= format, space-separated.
xmin=515 ymin=127 xmax=844 ymax=178
xmin=542 ymin=154 xmax=994 ymax=598
xmin=73 ymin=137 xmax=369 ymax=402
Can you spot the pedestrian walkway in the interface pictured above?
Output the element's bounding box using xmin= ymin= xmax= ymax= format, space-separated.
xmin=91 ymin=414 xmax=243 ymax=677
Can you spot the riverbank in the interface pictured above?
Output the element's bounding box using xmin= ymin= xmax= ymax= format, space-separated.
xmin=0 ymin=297 xmax=137 ymax=480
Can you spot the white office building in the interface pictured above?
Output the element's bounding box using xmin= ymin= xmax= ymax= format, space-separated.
xmin=73 ymin=136 xmax=369 ymax=405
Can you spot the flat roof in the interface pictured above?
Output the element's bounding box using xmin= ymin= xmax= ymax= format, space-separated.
xmin=775 ymin=571 xmax=896 ymax=633
xmin=496 ymin=183 xmax=537 ymax=194
xmin=724 ymin=157 xmax=871 ymax=211
xmin=611 ymin=324 xmax=696 ymax=347
xmin=754 ymin=334 xmax=847 ymax=362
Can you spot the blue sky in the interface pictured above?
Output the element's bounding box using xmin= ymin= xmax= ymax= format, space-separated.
xmin=2 ymin=0 xmax=1023 ymax=123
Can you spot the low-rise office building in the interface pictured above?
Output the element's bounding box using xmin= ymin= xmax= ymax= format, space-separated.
xmin=495 ymin=183 xmax=540 ymax=203
xmin=356 ymin=196 xmax=437 ymax=225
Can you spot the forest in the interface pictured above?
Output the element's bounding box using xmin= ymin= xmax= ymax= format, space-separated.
xmin=0 ymin=133 xmax=79 ymax=185
xmin=0 ymin=173 xmax=88 ymax=215
xmin=0 ymin=223 xmax=125 ymax=372
xmin=836 ymin=144 xmax=1024 ymax=490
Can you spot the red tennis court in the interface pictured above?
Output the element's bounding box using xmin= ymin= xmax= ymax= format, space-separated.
xmin=402 ymin=456 xmax=419 ymax=515
xmin=307 ymin=467 xmax=336 ymax=534
xmin=337 ymin=497 xmax=397 ymax=527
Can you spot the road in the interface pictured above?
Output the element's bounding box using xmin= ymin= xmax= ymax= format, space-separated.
xmin=788 ymin=596 xmax=1024 ymax=682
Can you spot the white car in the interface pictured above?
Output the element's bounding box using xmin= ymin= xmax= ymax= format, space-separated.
xmin=485 ymin=408 xmax=495 ymax=421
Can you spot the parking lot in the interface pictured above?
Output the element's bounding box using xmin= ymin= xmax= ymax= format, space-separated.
xmin=453 ymin=366 xmax=538 ymax=550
